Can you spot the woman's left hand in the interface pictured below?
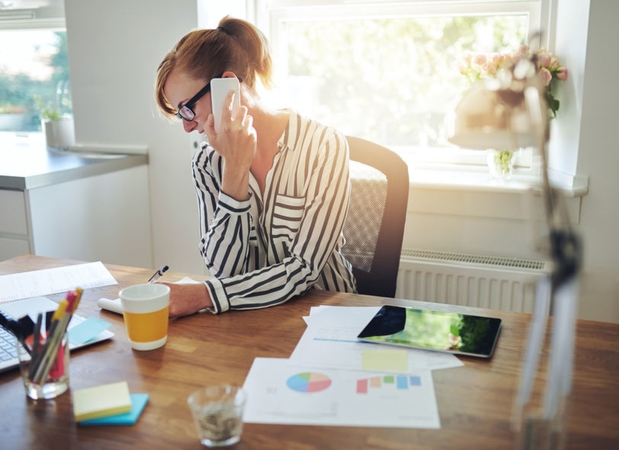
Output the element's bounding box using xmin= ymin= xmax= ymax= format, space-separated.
xmin=205 ymin=90 xmax=257 ymax=169
xmin=157 ymin=281 xmax=212 ymax=318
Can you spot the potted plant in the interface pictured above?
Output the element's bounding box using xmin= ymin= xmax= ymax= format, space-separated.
xmin=36 ymin=93 xmax=75 ymax=150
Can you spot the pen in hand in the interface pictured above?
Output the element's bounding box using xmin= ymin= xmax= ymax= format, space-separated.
xmin=147 ymin=265 xmax=169 ymax=284
xmin=97 ymin=266 xmax=169 ymax=315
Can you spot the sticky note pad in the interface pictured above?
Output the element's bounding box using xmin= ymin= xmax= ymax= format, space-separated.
xmin=68 ymin=317 xmax=111 ymax=346
xmin=73 ymin=381 xmax=132 ymax=422
xmin=79 ymin=394 xmax=149 ymax=426
xmin=361 ymin=349 xmax=408 ymax=372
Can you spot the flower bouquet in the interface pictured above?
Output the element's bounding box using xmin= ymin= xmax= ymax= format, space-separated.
xmin=457 ymin=46 xmax=568 ymax=178
xmin=458 ymin=45 xmax=569 ymax=118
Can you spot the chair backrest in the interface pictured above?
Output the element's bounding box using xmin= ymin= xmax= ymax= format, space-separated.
xmin=342 ymin=136 xmax=409 ymax=298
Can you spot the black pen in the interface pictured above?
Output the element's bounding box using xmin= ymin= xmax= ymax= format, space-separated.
xmin=147 ymin=265 xmax=169 ymax=284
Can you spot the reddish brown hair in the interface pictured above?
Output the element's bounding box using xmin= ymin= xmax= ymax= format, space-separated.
xmin=155 ymin=16 xmax=273 ymax=118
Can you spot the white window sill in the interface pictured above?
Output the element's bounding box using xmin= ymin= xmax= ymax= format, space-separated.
xmin=402 ymin=162 xmax=587 ymax=223
xmin=406 ymin=163 xmax=588 ymax=198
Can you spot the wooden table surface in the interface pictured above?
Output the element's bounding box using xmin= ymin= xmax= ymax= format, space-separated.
xmin=0 ymin=255 xmax=618 ymax=449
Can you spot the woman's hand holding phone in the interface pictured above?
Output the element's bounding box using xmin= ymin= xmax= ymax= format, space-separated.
xmin=204 ymin=78 xmax=257 ymax=200
xmin=210 ymin=77 xmax=241 ymax=134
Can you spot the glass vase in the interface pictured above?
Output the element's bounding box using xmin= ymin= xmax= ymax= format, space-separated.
xmin=487 ymin=149 xmax=519 ymax=180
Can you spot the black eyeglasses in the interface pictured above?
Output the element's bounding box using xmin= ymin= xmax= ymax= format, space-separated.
xmin=175 ymin=73 xmax=224 ymax=122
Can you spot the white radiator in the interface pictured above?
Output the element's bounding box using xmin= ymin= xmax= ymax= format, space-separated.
xmin=395 ymin=249 xmax=551 ymax=314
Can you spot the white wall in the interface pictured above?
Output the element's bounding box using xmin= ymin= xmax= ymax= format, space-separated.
xmin=63 ymin=0 xmax=618 ymax=323
xmin=65 ymin=0 xmax=205 ymax=274
xmin=568 ymin=0 xmax=619 ymax=322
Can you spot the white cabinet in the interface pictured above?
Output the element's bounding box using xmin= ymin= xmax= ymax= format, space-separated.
xmin=0 ymin=190 xmax=31 ymax=261
xmin=0 ymin=144 xmax=153 ymax=268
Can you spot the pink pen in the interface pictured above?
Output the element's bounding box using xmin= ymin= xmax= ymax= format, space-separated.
xmin=65 ymin=291 xmax=77 ymax=313
xmin=49 ymin=290 xmax=76 ymax=379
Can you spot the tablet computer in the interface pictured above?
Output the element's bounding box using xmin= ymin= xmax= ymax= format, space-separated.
xmin=357 ymin=305 xmax=502 ymax=358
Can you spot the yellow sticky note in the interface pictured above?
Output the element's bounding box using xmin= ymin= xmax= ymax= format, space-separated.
xmin=73 ymin=381 xmax=132 ymax=422
xmin=361 ymin=349 xmax=408 ymax=372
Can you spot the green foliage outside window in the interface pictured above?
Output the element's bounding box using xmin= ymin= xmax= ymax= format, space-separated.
xmin=0 ymin=31 xmax=71 ymax=132
xmin=285 ymin=16 xmax=527 ymax=149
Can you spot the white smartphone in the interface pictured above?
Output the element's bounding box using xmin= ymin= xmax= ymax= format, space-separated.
xmin=210 ymin=77 xmax=241 ymax=133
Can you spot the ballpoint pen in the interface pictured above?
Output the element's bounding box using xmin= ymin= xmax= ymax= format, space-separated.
xmin=147 ymin=265 xmax=169 ymax=284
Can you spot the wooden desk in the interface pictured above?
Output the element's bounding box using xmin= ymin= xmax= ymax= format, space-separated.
xmin=1 ymin=255 xmax=618 ymax=449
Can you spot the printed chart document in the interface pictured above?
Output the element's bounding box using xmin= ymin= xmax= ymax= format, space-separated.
xmin=0 ymin=262 xmax=118 ymax=303
xmin=291 ymin=306 xmax=464 ymax=372
xmin=243 ymin=357 xmax=440 ymax=428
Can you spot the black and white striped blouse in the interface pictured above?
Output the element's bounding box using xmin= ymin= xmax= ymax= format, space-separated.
xmin=192 ymin=110 xmax=356 ymax=313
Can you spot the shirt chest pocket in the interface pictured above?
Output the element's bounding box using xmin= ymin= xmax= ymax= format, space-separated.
xmin=271 ymin=195 xmax=305 ymax=244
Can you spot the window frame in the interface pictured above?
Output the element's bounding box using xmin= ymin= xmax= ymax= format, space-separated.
xmin=256 ymin=0 xmax=547 ymax=173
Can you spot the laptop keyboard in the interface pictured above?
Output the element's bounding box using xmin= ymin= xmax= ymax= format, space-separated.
xmin=0 ymin=327 xmax=18 ymax=366
xmin=0 ymin=297 xmax=115 ymax=372
xmin=0 ymin=309 xmax=18 ymax=370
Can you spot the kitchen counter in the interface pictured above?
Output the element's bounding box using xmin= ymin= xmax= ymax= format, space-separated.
xmin=0 ymin=134 xmax=148 ymax=190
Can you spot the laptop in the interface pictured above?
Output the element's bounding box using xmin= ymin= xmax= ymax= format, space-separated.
xmin=0 ymin=296 xmax=114 ymax=372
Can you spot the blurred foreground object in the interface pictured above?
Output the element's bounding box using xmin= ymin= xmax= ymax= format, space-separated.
xmin=448 ymin=39 xmax=582 ymax=450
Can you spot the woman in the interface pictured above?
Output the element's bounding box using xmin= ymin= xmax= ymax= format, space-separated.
xmin=154 ymin=16 xmax=355 ymax=317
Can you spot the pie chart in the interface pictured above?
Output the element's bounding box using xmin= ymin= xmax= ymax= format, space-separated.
xmin=286 ymin=372 xmax=332 ymax=393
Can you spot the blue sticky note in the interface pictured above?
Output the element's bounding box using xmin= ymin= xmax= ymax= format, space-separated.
xmin=68 ymin=317 xmax=112 ymax=346
xmin=79 ymin=394 xmax=149 ymax=426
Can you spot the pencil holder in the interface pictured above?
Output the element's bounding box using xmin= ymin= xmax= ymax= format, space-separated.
xmin=16 ymin=332 xmax=70 ymax=400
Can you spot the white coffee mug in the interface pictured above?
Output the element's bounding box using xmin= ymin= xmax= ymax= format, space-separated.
xmin=119 ymin=284 xmax=170 ymax=351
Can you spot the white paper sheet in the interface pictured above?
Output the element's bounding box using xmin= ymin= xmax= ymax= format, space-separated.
xmin=291 ymin=306 xmax=464 ymax=372
xmin=0 ymin=262 xmax=117 ymax=303
xmin=243 ymin=357 xmax=440 ymax=428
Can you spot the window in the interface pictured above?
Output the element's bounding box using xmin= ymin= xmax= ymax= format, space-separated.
xmin=0 ymin=29 xmax=71 ymax=133
xmin=258 ymin=0 xmax=543 ymax=170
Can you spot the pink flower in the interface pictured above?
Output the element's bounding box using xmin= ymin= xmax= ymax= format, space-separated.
xmin=472 ymin=54 xmax=486 ymax=66
xmin=483 ymin=63 xmax=497 ymax=76
xmin=556 ymin=66 xmax=568 ymax=80
xmin=518 ymin=44 xmax=530 ymax=54
xmin=549 ymin=56 xmax=562 ymax=71
xmin=539 ymin=67 xmax=553 ymax=86
xmin=538 ymin=50 xmax=552 ymax=68
xmin=490 ymin=53 xmax=504 ymax=66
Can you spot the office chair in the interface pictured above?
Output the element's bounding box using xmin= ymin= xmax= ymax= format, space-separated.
xmin=342 ymin=136 xmax=409 ymax=298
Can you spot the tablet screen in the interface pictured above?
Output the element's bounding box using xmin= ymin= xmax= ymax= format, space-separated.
xmin=357 ymin=305 xmax=502 ymax=358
